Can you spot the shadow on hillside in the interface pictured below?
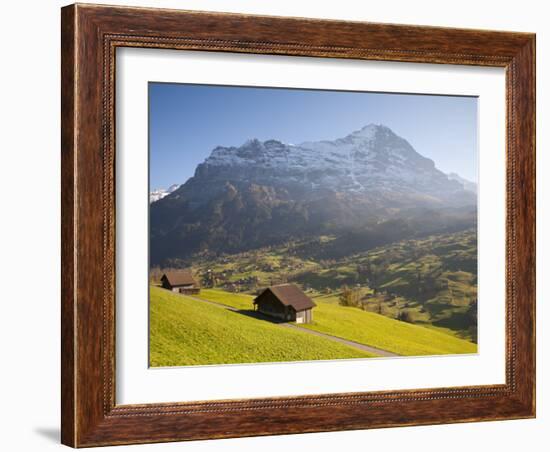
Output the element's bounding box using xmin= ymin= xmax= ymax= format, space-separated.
xmin=233 ymin=309 xmax=288 ymax=324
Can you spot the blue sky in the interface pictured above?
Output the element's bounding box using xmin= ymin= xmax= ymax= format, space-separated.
xmin=149 ymin=83 xmax=477 ymax=189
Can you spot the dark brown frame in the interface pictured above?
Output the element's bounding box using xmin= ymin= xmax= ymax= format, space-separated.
xmin=61 ymin=3 xmax=536 ymax=447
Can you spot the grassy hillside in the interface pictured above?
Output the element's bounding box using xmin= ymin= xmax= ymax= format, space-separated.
xmin=197 ymin=289 xmax=252 ymax=310
xmin=149 ymin=286 xmax=375 ymax=367
xmin=293 ymin=230 xmax=478 ymax=341
xmin=195 ymin=289 xmax=477 ymax=356
xmin=301 ymin=302 xmax=477 ymax=356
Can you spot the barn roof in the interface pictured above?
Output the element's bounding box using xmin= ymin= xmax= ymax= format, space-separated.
xmin=161 ymin=270 xmax=198 ymax=287
xmin=254 ymin=284 xmax=316 ymax=312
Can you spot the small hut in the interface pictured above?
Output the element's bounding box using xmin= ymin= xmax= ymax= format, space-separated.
xmin=160 ymin=270 xmax=200 ymax=295
xmin=253 ymin=284 xmax=316 ymax=324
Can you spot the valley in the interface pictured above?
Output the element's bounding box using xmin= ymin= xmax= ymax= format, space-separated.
xmin=152 ymin=228 xmax=477 ymax=342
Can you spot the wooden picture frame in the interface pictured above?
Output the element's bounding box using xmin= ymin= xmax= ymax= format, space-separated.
xmin=61 ymin=3 xmax=535 ymax=447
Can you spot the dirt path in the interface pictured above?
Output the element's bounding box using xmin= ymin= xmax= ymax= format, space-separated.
xmin=278 ymin=323 xmax=398 ymax=357
xmin=183 ymin=293 xmax=399 ymax=358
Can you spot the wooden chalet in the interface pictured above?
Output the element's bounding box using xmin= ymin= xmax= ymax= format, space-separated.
xmin=160 ymin=270 xmax=200 ymax=295
xmin=253 ymin=284 xmax=316 ymax=324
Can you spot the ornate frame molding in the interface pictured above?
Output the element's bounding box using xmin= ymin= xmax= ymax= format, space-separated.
xmin=62 ymin=4 xmax=535 ymax=447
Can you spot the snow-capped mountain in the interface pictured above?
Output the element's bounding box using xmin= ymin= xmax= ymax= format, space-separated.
xmin=150 ymin=124 xmax=476 ymax=264
xmin=150 ymin=184 xmax=180 ymax=203
xmin=192 ymin=124 xmax=471 ymax=206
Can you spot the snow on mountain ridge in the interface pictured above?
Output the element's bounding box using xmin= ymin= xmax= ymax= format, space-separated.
xmin=205 ymin=124 xmax=419 ymax=169
xmin=150 ymin=183 xmax=180 ymax=203
xmin=196 ymin=123 xmax=463 ymax=199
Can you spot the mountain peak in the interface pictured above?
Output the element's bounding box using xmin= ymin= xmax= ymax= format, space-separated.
xmin=348 ymin=123 xmax=385 ymax=139
xmin=151 ymin=124 xmax=476 ymax=263
xmin=242 ymin=138 xmax=262 ymax=147
xmin=150 ymin=183 xmax=181 ymax=203
xmin=190 ymin=123 xmax=471 ymax=204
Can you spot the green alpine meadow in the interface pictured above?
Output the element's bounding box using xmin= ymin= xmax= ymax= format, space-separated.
xmin=149 ymin=286 xmax=377 ymax=366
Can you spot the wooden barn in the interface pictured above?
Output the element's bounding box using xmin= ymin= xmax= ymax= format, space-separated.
xmin=253 ymin=284 xmax=316 ymax=324
xmin=160 ymin=270 xmax=200 ymax=295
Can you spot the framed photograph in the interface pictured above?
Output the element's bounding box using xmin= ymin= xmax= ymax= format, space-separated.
xmin=61 ymin=3 xmax=535 ymax=447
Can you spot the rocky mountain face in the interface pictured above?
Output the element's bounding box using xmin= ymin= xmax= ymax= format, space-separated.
xmin=150 ymin=124 xmax=476 ymax=265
